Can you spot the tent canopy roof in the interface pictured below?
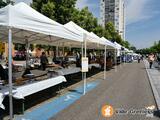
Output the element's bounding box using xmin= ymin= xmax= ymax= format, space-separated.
xmin=0 ymin=2 xmax=83 ymax=47
xmin=114 ymin=42 xmax=122 ymax=50
xmin=101 ymin=37 xmax=116 ymax=49
xmin=65 ymin=21 xmax=103 ymax=49
xmin=65 ymin=21 xmax=117 ymax=49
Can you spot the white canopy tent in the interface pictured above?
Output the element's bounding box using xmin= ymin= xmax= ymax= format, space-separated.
xmin=65 ymin=21 xmax=118 ymax=93
xmin=124 ymin=47 xmax=130 ymax=52
xmin=89 ymin=32 xmax=109 ymax=48
xmin=0 ymin=3 xmax=83 ymax=46
xmin=65 ymin=21 xmax=103 ymax=95
xmin=0 ymin=3 xmax=85 ymax=119
xmin=90 ymin=32 xmax=117 ymax=79
xmin=114 ymin=42 xmax=122 ymax=50
xmin=64 ymin=21 xmax=104 ymax=49
xmin=100 ymin=37 xmax=116 ymax=49
xmin=129 ymin=50 xmax=134 ymax=53
xmin=114 ymin=42 xmax=122 ymax=57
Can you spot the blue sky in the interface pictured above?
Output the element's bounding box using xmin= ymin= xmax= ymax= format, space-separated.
xmin=76 ymin=0 xmax=160 ymax=49
xmin=16 ymin=0 xmax=160 ymax=49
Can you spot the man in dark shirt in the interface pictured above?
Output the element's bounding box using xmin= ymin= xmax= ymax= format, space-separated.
xmin=0 ymin=64 xmax=8 ymax=80
xmin=40 ymin=52 xmax=48 ymax=70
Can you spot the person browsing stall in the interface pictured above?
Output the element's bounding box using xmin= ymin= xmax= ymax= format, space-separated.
xmin=40 ymin=52 xmax=48 ymax=70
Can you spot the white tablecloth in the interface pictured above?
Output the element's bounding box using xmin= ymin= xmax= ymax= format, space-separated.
xmin=56 ymin=67 xmax=81 ymax=75
xmin=89 ymin=63 xmax=101 ymax=69
xmin=0 ymin=76 xmax=66 ymax=109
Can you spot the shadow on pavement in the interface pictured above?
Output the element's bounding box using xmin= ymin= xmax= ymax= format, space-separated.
xmin=68 ymin=89 xmax=83 ymax=95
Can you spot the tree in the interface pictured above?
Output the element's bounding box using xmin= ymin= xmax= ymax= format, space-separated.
xmin=30 ymin=0 xmax=132 ymax=48
xmin=122 ymin=41 xmax=130 ymax=49
xmin=71 ymin=7 xmax=98 ymax=32
xmin=130 ymin=46 xmax=136 ymax=52
xmin=54 ymin=0 xmax=77 ymax=24
xmin=0 ymin=0 xmax=14 ymax=8
xmin=41 ymin=1 xmax=55 ymax=20
xmin=0 ymin=0 xmax=7 ymax=8
xmin=104 ymin=22 xmax=123 ymax=44
xmin=31 ymin=0 xmax=77 ymax=24
xmin=105 ymin=22 xmax=116 ymax=39
xmin=136 ymin=40 xmax=160 ymax=54
xmin=31 ymin=0 xmax=48 ymax=12
xmin=93 ymin=25 xmax=105 ymax=38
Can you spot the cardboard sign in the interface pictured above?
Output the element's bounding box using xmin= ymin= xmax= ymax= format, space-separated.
xmin=81 ymin=57 xmax=88 ymax=72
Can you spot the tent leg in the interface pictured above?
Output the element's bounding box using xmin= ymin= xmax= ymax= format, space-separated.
xmin=104 ymin=45 xmax=106 ymax=80
xmin=8 ymin=28 xmax=13 ymax=120
xmin=62 ymin=42 xmax=64 ymax=58
xmin=21 ymin=99 xmax=25 ymax=114
xmin=83 ymin=34 xmax=87 ymax=95
xmin=56 ymin=44 xmax=59 ymax=57
xmin=115 ymin=50 xmax=117 ymax=72
xmin=25 ymin=37 xmax=29 ymax=68
xmin=124 ymin=52 xmax=125 ymax=64
xmin=81 ymin=42 xmax=84 ymax=94
xmin=120 ymin=51 xmax=122 ymax=68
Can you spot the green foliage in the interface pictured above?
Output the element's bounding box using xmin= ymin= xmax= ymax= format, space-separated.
xmin=55 ymin=0 xmax=77 ymax=24
xmin=72 ymin=7 xmax=98 ymax=32
xmin=105 ymin=22 xmax=116 ymax=38
xmin=130 ymin=46 xmax=136 ymax=52
xmin=104 ymin=22 xmax=124 ymax=45
xmin=122 ymin=41 xmax=131 ymax=49
xmin=0 ymin=0 xmax=14 ymax=8
xmin=31 ymin=0 xmax=76 ymax=24
xmin=31 ymin=0 xmax=48 ymax=12
xmin=136 ymin=40 xmax=160 ymax=54
xmin=0 ymin=0 xmax=7 ymax=8
xmin=41 ymin=1 xmax=55 ymax=20
xmin=31 ymin=0 xmax=131 ymax=48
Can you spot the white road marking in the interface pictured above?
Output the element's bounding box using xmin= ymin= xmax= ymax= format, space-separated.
xmin=64 ymin=95 xmax=76 ymax=101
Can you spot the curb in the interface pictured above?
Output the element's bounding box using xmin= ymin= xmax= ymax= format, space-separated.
xmin=144 ymin=60 xmax=160 ymax=110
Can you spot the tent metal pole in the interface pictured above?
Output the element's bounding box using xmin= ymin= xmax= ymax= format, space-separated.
xmin=25 ymin=37 xmax=29 ymax=68
xmin=83 ymin=33 xmax=87 ymax=95
xmin=8 ymin=28 xmax=13 ymax=120
xmin=62 ymin=42 xmax=64 ymax=57
xmin=120 ymin=50 xmax=122 ymax=68
xmin=104 ymin=45 xmax=107 ymax=80
xmin=81 ymin=42 xmax=84 ymax=94
xmin=124 ymin=51 xmax=126 ymax=64
xmin=56 ymin=44 xmax=58 ymax=57
xmin=124 ymin=51 xmax=125 ymax=63
xmin=115 ymin=49 xmax=117 ymax=72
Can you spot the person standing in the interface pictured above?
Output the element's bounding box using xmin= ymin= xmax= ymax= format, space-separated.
xmin=138 ymin=55 xmax=141 ymax=63
xmin=40 ymin=52 xmax=48 ymax=70
xmin=148 ymin=53 xmax=155 ymax=69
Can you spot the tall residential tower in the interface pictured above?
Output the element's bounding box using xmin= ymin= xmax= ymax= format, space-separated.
xmin=100 ymin=0 xmax=125 ymax=40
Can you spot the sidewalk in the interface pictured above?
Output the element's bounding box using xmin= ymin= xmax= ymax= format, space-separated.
xmin=144 ymin=60 xmax=160 ymax=110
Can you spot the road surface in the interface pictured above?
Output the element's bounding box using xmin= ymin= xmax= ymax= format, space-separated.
xmin=51 ymin=62 xmax=159 ymax=120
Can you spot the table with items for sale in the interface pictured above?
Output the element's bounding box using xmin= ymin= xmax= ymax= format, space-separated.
xmin=0 ymin=75 xmax=66 ymax=113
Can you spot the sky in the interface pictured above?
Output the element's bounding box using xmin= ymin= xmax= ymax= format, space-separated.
xmin=76 ymin=0 xmax=160 ymax=49
xmin=15 ymin=0 xmax=160 ymax=49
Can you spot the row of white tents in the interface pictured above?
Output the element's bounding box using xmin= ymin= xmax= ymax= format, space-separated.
xmin=0 ymin=2 xmax=132 ymax=119
xmin=0 ymin=2 xmax=131 ymax=50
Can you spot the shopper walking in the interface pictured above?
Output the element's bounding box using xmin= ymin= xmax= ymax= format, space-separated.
xmin=148 ymin=53 xmax=155 ymax=69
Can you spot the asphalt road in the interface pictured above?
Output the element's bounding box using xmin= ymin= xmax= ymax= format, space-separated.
xmin=50 ymin=62 xmax=160 ymax=120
